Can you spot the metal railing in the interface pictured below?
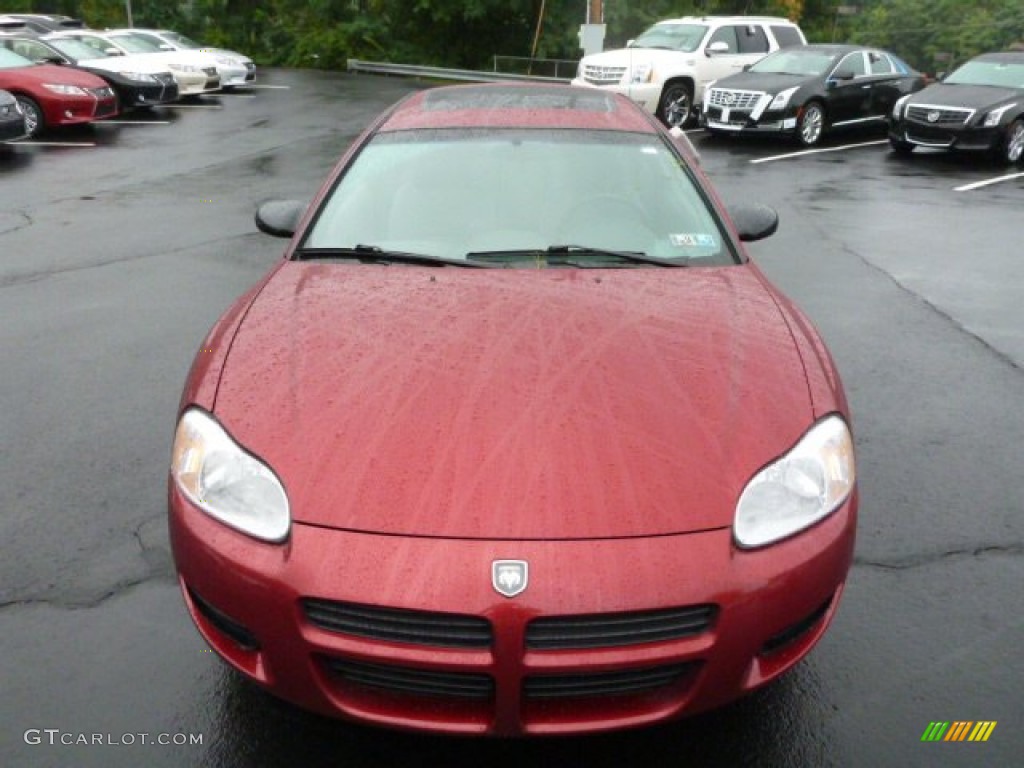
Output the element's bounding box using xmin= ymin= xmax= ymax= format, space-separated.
xmin=492 ymin=55 xmax=579 ymax=80
xmin=347 ymin=59 xmax=572 ymax=84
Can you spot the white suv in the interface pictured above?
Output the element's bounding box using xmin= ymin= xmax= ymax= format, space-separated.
xmin=572 ymin=16 xmax=806 ymax=127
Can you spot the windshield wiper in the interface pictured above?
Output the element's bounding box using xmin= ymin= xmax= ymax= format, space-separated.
xmin=466 ymin=245 xmax=688 ymax=268
xmin=294 ymin=245 xmax=497 ymax=268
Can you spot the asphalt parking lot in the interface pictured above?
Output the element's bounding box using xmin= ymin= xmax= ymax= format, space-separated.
xmin=1 ymin=69 xmax=1021 ymax=767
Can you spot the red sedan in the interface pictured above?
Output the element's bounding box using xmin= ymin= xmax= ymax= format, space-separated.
xmin=0 ymin=46 xmax=117 ymax=136
xmin=169 ymin=83 xmax=857 ymax=736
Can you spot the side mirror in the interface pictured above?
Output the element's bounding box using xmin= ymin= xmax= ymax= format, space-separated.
xmin=626 ymin=39 xmax=635 ymax=48
xmin=830 ymin=67 xmax=855 ymax=81
xmin=39 ymin=56 xmax=65 ymax=65
xmin=105 ymin=47 xmax=124 ymax=56
xmin=706 ymin=41 xmax=730 ymax=57
xmin=159 ymin=43 xmax=174 ymax=50
xmin=255 ymin=199 xmax=307 ymax=238
xmin=728 ymin=204 xmax=778 ymax=242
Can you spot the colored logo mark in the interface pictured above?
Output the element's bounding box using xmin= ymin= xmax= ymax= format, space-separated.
xmin=921 ymin=721 xmax=997 ymax=742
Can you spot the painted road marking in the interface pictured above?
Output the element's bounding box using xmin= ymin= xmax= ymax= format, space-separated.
xmin=10 ymin=141 xmax=96 ymax=147
xmin=750 ymin=139 xmax=888 ymax=164
xmin=245 ymin=84 xmax=291 ymax=90
xmin=954 ymin=172 xmax=1024 ymax=192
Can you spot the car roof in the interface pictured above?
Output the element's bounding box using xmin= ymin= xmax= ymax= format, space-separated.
xmin=653 ymin=16 xmax=796 ymax=24
xmin=379 ymin=84 xmax=659 ymax=134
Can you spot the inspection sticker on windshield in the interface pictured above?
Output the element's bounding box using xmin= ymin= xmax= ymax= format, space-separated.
xmin=670 ymin=233 xmax=716 ymax=248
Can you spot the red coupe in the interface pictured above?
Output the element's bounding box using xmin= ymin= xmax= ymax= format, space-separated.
xmin=169 ymin=83 xmax=857 ymax=736
xmin=0 ymin=46 xmax=117 ymax=136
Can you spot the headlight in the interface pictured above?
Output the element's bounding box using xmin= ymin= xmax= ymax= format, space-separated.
xmin=630 ymin=62 xmax=653 ymax=83
xmin=215 ymin=55 xmax=240 ymax=66
xmin=119 ymin=71 xmax=158 ymax=83
xmin=983 ymin=103 xmax=1017 ymax=127
xmin=171 ymin=408 xmax=290 ymax=542
xmin=734 ymin=415 xmax=855 ymax=549
xmin=768 ymin=87 xmax=799 ymax=111
xmin=42 ymin=84 xmax=88 ymax=96
xmin=892 ymin=94 xmax=911 ymax=120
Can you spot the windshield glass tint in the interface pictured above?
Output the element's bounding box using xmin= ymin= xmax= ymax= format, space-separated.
xmin=303 ymin=128 xmax=735 ymax=266
xmin=632 ymin=23 xmax=707 ymax=52
xmin=751 ymin=49 xmax=837 ymax=76
xmin=48 ymin=37 xmax=109 ymax=60
xmin=0 ymin=47 xmax=33 ymax=69
xmin=108 ymin=35 xmax=161 ymax=53
xmin=945 ymin=59 xmax=1024 ymax=88
xmin=164 ymin=32 xmax=202 ymax=49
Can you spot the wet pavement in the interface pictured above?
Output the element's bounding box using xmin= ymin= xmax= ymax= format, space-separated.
xmin=1 ymin=70 xmax=1021 ymax=767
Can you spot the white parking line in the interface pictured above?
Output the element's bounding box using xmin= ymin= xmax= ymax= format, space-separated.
xmin=954 ymin=172 xmax=1024 ymax=192
xmin=221 ymin=93 xmax=257 ymax=98
xmin=245 ymin=84 xmax=290 ymax=90
xmin=10 ymin=141 xmax=96 ymax=147
xmin=750 ymin=139 xmax=888 ymax=164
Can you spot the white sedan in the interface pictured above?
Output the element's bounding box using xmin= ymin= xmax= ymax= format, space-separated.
xmin=116 ymin=28 xmax=255 ymax=88
xmin=50 ymin=30 xmax=220 ymax=96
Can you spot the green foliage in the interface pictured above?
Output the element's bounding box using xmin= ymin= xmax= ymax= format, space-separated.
xmin=24 ymin=0 xmax=1023 ymax=74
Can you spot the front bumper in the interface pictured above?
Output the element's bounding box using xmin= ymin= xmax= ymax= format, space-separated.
xmin=704 ymin=104 xmax=797 ymax=136
xmin=171 ymin=68 xmax=221 ymax=96
xmin=0 ymin=113 xmax=28 ymax=142
xmin=889 ymin=119 xmax=1004 ymax=152
xmin=170 ymin=482 xmax=856 ymax=736
xmin=217 ymin=62 xmax=255 ymax=87
xmin=109 ymin=73 xmax=179 ymax=107
xmin=41 ymin=87 xmax=118 ymax=127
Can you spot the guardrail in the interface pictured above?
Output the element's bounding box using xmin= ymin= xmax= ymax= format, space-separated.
xmin=347 ymin=59 xmax=572 ymax=84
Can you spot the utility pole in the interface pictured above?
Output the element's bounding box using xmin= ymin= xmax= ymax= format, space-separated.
xmin=581 ymin=0 xmax=605 ymax=56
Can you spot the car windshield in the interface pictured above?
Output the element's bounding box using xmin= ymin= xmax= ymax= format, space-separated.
xmin=750 ymin=49 xmax=837 ymax=76
xmin=944 ymin=59 xmax=1024 ymax=88
xmin=302 ymin=128 xmax=736 ymax=267
xmin=107 ymin=34 xmax=162 ymax=54
xmin=46 ymin=36 xmax=111 ymax=60
xmin=161 ymin=31 xmax=202 ymax=49
xmin=0 ymin=47 xmax=33 ymax=69
xmin=631 ymin=23 xmax=707 ymax=52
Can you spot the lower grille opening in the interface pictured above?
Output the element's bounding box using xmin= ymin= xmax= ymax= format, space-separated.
xmin=188 ymin=587 xmax=260 ymax=651
xmin=761 ymin=596 xmax=833 ymax=655
xmin=302 ymin=598 xmax=492 ymax=648
xmin=527 ymin=604 xmax=717 ymax=650
xmin=524 ymin=663 xmax=696 ymax=700
xmin=323 ymin=658 xmax=494 ymax=700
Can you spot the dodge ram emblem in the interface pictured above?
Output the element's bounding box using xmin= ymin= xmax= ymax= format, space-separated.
xmin=492 ymin=560 xmax=528 ymax=597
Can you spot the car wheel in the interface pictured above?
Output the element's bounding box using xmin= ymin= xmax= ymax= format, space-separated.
xmin=889 ymin=136 xmax=915 ymax=155
xmin=796 ymin=101 xmax=825 ymax=147
xmin=1000 ymin=119 xmax=1024 ymax=165
xmin=14 ymin=95 xmax=43 ymax=138
xmin=658 ymin=82 xmax=693 ymax=129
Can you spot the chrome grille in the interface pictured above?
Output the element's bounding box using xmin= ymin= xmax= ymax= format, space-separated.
xmin=526 ymin=605 xmax=716 ymax=650
xmin=706 ymin=89 xmax=762 ymax=110
xmin=906 ymin=104 xmax=974 ymax=126
xmin=524 ymin=663 xmax=696 ymax=699
xmin=302 ymin=598 xmax=492 ymax=648
xmin=323 ymin=658 xmax=494 ymax=699
xmin=582 ymin=64 xmax=626 ymax=85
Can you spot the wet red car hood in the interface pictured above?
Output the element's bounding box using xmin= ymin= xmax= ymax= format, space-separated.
xmin=213 ymin=262 xmax=814 ymax=540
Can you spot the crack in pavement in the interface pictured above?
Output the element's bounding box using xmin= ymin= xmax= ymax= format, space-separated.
xmin=854 ymin=542 xmax=1023 ymax=571
xmin=0 ymin=210 xmax=32 ymax=235
xmin=836 ymin=241 xmax=1024 ymax=374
